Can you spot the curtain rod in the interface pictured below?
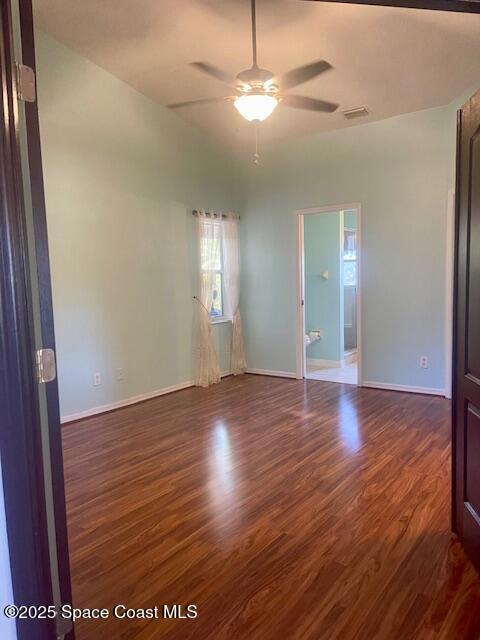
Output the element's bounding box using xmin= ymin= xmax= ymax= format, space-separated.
xmin=192 ymin=209 xmax=240 ymax=220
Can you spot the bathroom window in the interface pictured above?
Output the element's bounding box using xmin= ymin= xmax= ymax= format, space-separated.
xmin=344 ymin=229 xmax=357 ymax=286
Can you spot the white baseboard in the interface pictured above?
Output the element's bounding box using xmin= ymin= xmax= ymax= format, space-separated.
xmin=61 ymin=372 xmax=445 ymax=424
xmin=344 ymin=351 xmax=358 ymax=365
xmin=246 ymin=368 xmax=297 ymax=379
xmin=61 ymin=371 xmax=232 ymax=424
xmin=362 ymin=381 xmax=446 ymax=397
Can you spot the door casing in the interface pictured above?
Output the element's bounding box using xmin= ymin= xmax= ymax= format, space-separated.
xmin=295 ymin=203 xmax=363 ymax=384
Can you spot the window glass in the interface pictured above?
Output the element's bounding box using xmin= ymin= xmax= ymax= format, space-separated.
xmin=200 ymin=221 xmax=224 ymax=319
xmin=344 ymin=261 xmax=357 ymax=286
xmin=344 ymin=229 xmax=357 ymax=286
xmin=200 ymin=233 xmax=221 ymax=271
xmin=210 ymin=272 xmax=223 ymax=317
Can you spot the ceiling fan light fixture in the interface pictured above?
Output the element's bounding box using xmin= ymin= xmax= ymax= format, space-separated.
xmin=234 ymin=94 xmax=278 ymax=122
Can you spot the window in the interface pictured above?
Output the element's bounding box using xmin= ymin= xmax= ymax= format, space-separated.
xmin=200 ymin=220 xmax=225 ymax=320
xmin=343 ymin=228 xmax=357 ymax=286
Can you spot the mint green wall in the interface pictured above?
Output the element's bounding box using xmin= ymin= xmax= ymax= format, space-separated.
xmin=304 ymin=212 xmax=342 ymax=361
xmin=344 ymin=210 xmax=357 ymax=230
xmin=36 ymin=25 xmax=477 ymax=405
xmin=36 ymin=32 xmax=239 ymax=419
xmin=241 ymin=104 xmax=456 ymax=390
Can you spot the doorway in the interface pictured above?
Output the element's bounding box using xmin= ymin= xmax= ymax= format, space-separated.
xmin=296 ymin=204 xmax=362 ymax=385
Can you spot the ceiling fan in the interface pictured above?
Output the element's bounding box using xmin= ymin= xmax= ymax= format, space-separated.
xmin=167 ymin=0 xmax=338 ymax=123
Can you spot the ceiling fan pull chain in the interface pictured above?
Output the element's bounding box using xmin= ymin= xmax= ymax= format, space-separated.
xmin=253 ymin=122 xmax=260 ymax=166
xmin=168 ymin=0 xmax=339 ymax=143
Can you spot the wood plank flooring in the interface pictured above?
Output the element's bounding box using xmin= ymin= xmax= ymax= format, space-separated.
xmin=62 ymin=375 xmax=480 ymax=640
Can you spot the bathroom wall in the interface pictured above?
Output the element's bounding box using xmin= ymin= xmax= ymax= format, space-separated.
xmin=343 ymin=209 xmax=358 ymax=352
xmin=344 ymin=210 xmax=357 ymax=230
xmin=304 ymin=212 xmax=343 ymax=363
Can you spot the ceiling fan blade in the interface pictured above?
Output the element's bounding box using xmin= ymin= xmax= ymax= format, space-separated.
xmin=167 ymin=96 xmax=233 ymax=109
xmin=281 ymin=95 xmax=338 ymax=112
xmin=190 ymin=62 xmax=237 ymax=87
xmin=273 ymin=60 xmax=332 ymax=91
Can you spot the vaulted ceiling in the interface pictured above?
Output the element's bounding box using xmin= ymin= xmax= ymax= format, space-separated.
xmin=34 ymin=0 xmax=480 ymax=151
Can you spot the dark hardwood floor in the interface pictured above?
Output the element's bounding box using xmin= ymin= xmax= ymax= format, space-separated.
xmin=62 ymin=375 xmax=480 ymax=640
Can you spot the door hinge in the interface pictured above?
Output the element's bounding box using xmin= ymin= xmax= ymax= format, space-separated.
xmin=56 ymin=614 xmax=73 ymax=639
xmin=16 ymin=63 xmax=36 ymax=102
xmin=301 ymin=299 xmax=305 ymax=306
xmin=35 ymin=348 xmax=56 ymax=383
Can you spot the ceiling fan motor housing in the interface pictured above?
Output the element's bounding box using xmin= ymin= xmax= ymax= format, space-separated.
xmin=168 ymin=0 xmax=338 ymax=117
xmin=237 ymin=65 xmax=275 ymax=87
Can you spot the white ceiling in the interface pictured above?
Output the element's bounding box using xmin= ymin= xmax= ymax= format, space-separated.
xmin=33 ymin=0 xmax=480 ymax=152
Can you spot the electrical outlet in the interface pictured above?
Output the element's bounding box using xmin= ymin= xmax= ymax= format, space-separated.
xmin=93 ymin=372 xmax=102 ymax=386
xmin=116 ymin=368 xmax=125 ymax=382
xmin=420 ymin=356 xmax=428 ymax=369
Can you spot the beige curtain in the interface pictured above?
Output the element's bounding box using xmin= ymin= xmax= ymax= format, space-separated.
xmin=222 ymin=216 xmax=247 ymax=375
xmin=194 ymin=213 xmax=221 ymax=387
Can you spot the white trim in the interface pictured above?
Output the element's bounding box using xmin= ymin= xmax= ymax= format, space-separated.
xmin=295 ymin=213 xmax=305 ymax=380
xmin=362 ymin=381 xmax=446 ymax=397
xmin=444 ymin=189 xmax=455 ymax=400
xmin=339 ymin=210 xmax=345 ymax=358
xmin=295 ymin=203 xmax=362 ymax=386
xmin=246 ymin=368 xmax=297 ymax=379
xmin=61 ymin=371 xmax=232 ymax=424
xmin=297 ymin=203 xmax=362 ymax=216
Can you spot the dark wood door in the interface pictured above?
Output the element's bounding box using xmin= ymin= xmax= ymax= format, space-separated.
xmin=18 ymin=3 xmax=75 ymax=634
xmin=453 ymin=88 xmax=480 ymax=573
xmin=0 ymin=1 xmax=56 ymax=637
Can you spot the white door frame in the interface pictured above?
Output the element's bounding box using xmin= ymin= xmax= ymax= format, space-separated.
xmin=295 ymin=203 xmax=363 ymax=385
